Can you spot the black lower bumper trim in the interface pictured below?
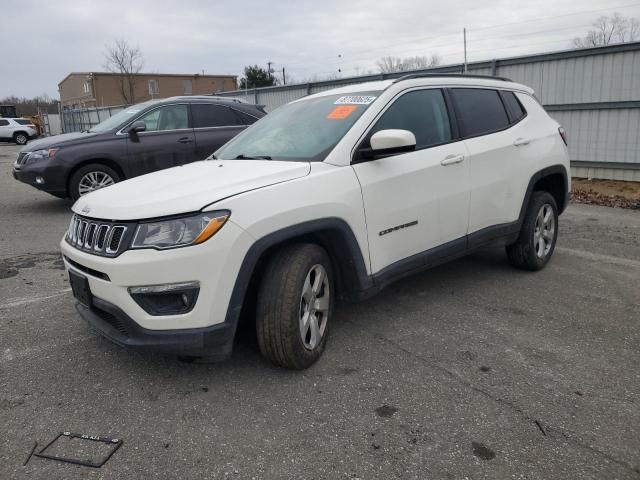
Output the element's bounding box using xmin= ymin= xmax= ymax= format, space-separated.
xmin=77 ymin=297 xmax=235 ymax=358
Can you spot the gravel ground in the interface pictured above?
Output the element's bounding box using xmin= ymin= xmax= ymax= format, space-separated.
xmin=1 ymin=143 xmax=639 ymax=479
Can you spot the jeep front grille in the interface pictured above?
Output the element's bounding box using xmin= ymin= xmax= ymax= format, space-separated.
xmin=66 ymin=215 xmax=132 ymax=257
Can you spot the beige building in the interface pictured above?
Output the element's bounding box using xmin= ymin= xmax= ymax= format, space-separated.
xmin=58 ymin=72 xmax=238 ymax=109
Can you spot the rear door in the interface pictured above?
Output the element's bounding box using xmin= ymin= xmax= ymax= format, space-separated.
xmin=126 ymin=103 xmax=195 ymax=177
xmin=450 ymin=88 xmax=519 ymax=233
xmin=352 ymin=88 xmax=470 ymax=274
xmin=191 ymin=104 xmax=247 ymax=160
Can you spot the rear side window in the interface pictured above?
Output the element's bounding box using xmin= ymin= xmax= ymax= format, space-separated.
xmin=370 ymin=89 xmax=451 ymax=149
xmin=501 ymin=91 xmax=526 ymax=123
xmin=451 ymin=88 xmax=509 ymax=138
xmin=15 ymin=119 xmax=32 ymax=125
xmin=0 ymin=119 xmax=9 ymax=126
xmin=192 ymin=104 xmax=243 ymax=128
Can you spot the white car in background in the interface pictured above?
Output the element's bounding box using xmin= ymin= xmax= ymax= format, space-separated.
xmin=0 ymin=118 xmax=38 ymax=145
xmin=61 ymin=74 xmax=570 ymax=369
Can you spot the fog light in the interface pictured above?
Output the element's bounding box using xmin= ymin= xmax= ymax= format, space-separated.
xmin=128 ymin=281 xmax=200 ymax=316
xmin=35 ymin=176 xmax=45 ymax=184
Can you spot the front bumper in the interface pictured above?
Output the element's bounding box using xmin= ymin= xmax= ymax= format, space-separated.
xmin=61 ymin=219 xmax=254 ymax=354
xmin=12 ymin=158 xmax=68 ymax=197
xmin=77 ymin=297 xmax=235 ymax=357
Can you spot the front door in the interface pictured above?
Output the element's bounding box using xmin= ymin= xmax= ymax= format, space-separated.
xmin=126 ymin=104 xmax=195 ymax=177
xmin=352 ymin=88 xmax=470 ymax=274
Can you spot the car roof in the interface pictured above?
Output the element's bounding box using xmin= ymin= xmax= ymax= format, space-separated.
xmin=162 ymin=95 xmax=250 ymax=105
xmin=299 ymin=75 xmax=534 ymax=103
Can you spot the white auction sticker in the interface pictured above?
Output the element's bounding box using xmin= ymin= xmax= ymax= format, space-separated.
xmin=334 ymin=95 xmax=377 ymax=105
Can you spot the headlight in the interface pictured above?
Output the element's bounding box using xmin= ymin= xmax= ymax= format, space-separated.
xmin=131 ymin=211 xmax=230 ymax=249
xmin=23 ymin=148 xmax=58 ymax=165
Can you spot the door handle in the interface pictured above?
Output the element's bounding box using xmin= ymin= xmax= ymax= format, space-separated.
xmin=178 ymin=137 xmax=193 ymax=144
xmin=513 ymin=137 xmax=530 ymax=146
xmin=440 ymin=154 xmax=464 ymax=166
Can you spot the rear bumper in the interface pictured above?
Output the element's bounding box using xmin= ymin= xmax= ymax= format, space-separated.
xmin=77 ymin=296 xmax=235 ymax=358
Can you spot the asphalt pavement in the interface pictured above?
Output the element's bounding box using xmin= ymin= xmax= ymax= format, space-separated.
xmin=1 ymin=143 xmax=639 ymax=479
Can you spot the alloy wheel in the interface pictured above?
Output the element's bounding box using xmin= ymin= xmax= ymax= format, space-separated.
xmin=534 ymin=203 xmax=555 ymax=258
xmin=78 ymin=171 xmax=115 ymax=196
xmin=299 ymin=264 xmax=330 ymax=350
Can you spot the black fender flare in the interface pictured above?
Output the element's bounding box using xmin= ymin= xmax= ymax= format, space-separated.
xmin=222 ymin=217 xmax=372 ymax=330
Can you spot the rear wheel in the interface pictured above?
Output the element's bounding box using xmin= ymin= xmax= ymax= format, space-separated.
xmin=14 ymin=132 xmax=28 ymax=145
xmin=69 ymin=164 xmax=120 ymax=201
xmin=506 ymin=191 xmax=558 ymax=270
xmin=256 ymin=243 xmax=334 ymax=369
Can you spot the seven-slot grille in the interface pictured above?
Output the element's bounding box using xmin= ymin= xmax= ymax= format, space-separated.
xmin=66 ymin=215 xmax=129 ymax=256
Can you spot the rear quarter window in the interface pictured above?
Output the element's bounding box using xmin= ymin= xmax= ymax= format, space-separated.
xmin=15 ymin=119 xmax=32 ymax=125
xmin=451 ymin=88 xmax=510 ymax=138
xmin=501 ymin=91 xmax=527 ymax=123
xmin=0 ymin=119 xmax=9 ymax=126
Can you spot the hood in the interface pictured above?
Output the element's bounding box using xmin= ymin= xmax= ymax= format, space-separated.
xmin=73 ymin=160 xmax=311 ymax=220
xmin=22 ymin=131 xmax=103 ymax=151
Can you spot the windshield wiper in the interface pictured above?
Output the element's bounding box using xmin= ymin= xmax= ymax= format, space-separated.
xmin=234 ymin=154 xmax=272 ymax=160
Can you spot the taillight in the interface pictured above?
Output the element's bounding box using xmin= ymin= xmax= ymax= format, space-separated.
xmin=558 ymin=127 xmax=568 ymax=146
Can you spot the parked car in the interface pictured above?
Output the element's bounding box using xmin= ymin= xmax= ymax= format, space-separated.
xmin=12 ymin=96 xmax=265 ymax=200
xmin=0 ymin=118 xmax=38 ymax=145
xmin=61 ymin=74 xmax=570 ymax=369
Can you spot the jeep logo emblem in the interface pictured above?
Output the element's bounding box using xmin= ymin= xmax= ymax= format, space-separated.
xmin=81 ymin=205 xmax=91 ymax=214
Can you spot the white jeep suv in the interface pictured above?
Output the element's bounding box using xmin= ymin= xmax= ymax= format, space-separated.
xmin=61 ymin=74 xmax=570 ymax=369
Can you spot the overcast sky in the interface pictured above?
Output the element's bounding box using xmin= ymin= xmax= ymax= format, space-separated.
xmin=1 ymin=0 xmax=639 ymax=98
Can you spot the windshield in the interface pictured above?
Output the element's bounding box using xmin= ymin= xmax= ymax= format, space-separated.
xmin=216 ymin=91 xmax=380 ymax=162
xmin=89 ymin=101 xmax=158 ymax=133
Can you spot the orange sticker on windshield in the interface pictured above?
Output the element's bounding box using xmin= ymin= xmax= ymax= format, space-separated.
xmin=327 ymin=105 xmax=357 ymax=120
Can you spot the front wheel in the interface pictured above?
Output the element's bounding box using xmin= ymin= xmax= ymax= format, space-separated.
xmin=506 ymin=191 xmax=558 ymax=270
xmin=69 ymin=164 xmax=120 ymax=201
xmin=256 ymin=243 xmax=334 ymax=369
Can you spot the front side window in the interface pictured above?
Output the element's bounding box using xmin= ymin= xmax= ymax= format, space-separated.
xmin=192 ymin=104 xmax=242 ymax=128
xmin=138 ymin=104 xmax=189 ymax=131
xmin=451 ymin=88 xmax=509 ymax=137
xmin=216 ymin=91 xmax=380 ymax=162
xmin=368 ymin=89 xmax=451 ymax=149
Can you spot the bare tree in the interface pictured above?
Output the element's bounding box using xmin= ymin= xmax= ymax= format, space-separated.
xmin=377 ymin=54 xmax=441 ymax=73
xmin=103 ymin=39 xmax=144 ymax=105
xmin=573 ymin=13 xmax=640 ymax=48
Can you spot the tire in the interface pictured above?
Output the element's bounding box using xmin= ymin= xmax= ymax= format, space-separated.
xmin=14 ymin=132 xmax=28 ymax=145
xmin=256 ymin=243 xmax=334 ymax=369
xmin=506 ymin=191 xmax=558 ymax=270
xmin=68 ymin=163 xmax=120 ymax=201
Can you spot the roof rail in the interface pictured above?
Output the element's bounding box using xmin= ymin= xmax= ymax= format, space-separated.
xmin=169 ymin=95 xmax=249 ymax=104
xmin=392 ymin=73 xmax=512 ymax=83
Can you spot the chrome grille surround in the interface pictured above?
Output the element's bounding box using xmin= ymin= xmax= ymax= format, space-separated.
xmin=66 ymin=214 xmax=132 ymax=257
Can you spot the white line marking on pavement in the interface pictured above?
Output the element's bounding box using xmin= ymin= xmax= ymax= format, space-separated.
xmin=0 ymin=288 xmax=72 ymax=309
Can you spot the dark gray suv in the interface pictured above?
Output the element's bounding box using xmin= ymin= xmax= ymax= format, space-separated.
xmin=12 ymin=96 xmax=265 ymax=200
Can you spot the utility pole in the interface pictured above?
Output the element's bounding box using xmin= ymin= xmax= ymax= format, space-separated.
xmin=267 ymin=61 xmax=273 ymax=82
xmin=282 ymin=67 xmax=286 ymax=85
xmin=463 ymin=28 xmax=468 ymax=73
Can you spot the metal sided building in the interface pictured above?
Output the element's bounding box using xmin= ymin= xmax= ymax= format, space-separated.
xmin=218 ymin=42 xmax=640 ymax=181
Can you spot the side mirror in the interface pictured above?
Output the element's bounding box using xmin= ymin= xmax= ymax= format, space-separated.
xmin=370 ymin=129 xmax=416 ymax=154
xmin=128 ymin=120 xmax=146 ymax=134
xmin=356 ymin=129 xmax=416 ymax=162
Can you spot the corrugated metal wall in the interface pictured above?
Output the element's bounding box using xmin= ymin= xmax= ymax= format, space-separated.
xmin=219 ymin=43 xmax=640 ymax=180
